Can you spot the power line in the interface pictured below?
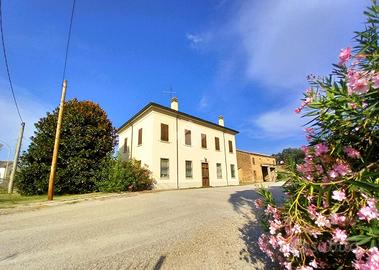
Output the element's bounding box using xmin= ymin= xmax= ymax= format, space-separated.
xmin=62 ymin=0 xmax=76 ymax=81
xmin=0 ymin=0 xmax=23 ymax=123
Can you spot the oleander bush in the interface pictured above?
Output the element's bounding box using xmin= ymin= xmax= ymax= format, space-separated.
xmin=95 ymin=156 xmax=155 ymax=192
xmin=255 ymin=3 xmax=378 ymax=270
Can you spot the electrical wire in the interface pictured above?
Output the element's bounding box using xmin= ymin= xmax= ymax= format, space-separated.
xmin=0 ymin=0 xmax=23 ymax=123
xmin=62 ymin=0 xmax=76 ymax=82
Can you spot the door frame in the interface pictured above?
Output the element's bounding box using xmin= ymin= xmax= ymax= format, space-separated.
xmin=201 ymin=162 xmax=210 ymax=187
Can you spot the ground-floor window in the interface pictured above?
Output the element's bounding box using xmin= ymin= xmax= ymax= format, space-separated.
xmin=160 ymin=158 xmax=169 ymax=178
xmin=230 ymin=164 xmax=236 ymax=178
xmin=185 ymin=160 xmax=192 ymax=178
xmin=216 ymin=163 xmax=222 ymax=178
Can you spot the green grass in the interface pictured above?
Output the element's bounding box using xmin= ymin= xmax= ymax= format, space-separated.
xmin=0 ymin=188 xmax=111 ymax=209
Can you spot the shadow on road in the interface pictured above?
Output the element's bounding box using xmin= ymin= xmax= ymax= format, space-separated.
xmin=153 ymin=255 xmax=166 ymax=270
xmin=228 ymin=185 xmax=284 ymax=269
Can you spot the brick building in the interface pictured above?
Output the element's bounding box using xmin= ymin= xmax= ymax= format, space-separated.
xmin=236 ymin=150 xmax=276 ymax=184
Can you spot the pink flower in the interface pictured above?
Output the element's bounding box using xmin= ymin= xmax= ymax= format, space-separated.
xmin=367 ymin=247 xmax=379 ymax=269
xmin=332 ymin=190 xmax=346 ymax=201
xmin=344 ymin=146 xmax=361 ymax=159
xmin=317 ymin=242 xmax=328 ymax=253
xmin=333 ymin=162 xmax=351 ymax=176
xmin=295 ymin=107 xmax=301 ymax=113
xmin=332 ymin=228 xmax=348 ymax=244
xmin=347 ymin=70 xmax=370 ymax=95
xmin=309 ymin=259 xmax=318 ymax=268
xmin=338 ymin=47 xmax=351 ymax=65
xmin=373 ymin=73 xmax=379 ymax=89
xmin=315 ymin=213 xmax=331 ymax=228
xmin=328 ymin=170 xmax=338 ymax=179
xmin=296 ymin=266 xmax=313 ymax=270
xmin=308 ymin=204 xmax=317 ymax=219
xmin=283 ymin=262 xmax=292 ymax=270
xmin=353 ymin=246 xmax=367 ymax=261
xmin=357 ymin=205 xmax=379 ymax=222
xmin=291 ymin=224 xmax=301 ymax=234
xmin=269 ymin=219 xmax=282 ymax=234
xmin=348 ymin=102 xmax=358 ymax=109
xmin=330 ymin=213 xmax=346 ymax=225
xmin=315 ymin=143 xmax=328 ymax=156
xmin=254 ymin=199 xmax=264 ymax=208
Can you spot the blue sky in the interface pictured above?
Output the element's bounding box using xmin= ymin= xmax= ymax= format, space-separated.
xmin=0 ymin=0 xmax=370 ymax=160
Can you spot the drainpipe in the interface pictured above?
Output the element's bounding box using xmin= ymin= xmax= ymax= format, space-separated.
xmin=222 ymin=131 xmax=229 ymax=186
xmin=176 ymin=114 xmax=179 ymax=189
xmin=130 ymin=124 xmax=134 ymax=159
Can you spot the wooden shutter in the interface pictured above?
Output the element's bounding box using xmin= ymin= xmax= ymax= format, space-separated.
xmin=185 ymin=130 xmax=191 ymax=145
xmin=138 ymin=128 xmax=143 ymax=145
xmin=161 ymin=123 xmax=169 ymax=141
xmin=215 ymin=137 xmax=220 ymax=151
xmin=201 ymin=134 xmax=207 ymax=148
xmin=123 ymin=138 xmax=128 ymax=153
xmin=228 ymin=140 xmax=233 ymax=153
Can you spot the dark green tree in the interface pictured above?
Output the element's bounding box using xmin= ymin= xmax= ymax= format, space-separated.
xmin=15 ymin=99 xmax=117 ymax=195
xmin=273 ymin=147 xmax=305 ymax=164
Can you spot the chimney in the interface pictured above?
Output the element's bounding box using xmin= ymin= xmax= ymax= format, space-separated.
xmin=218 ymin=115 xmax=224 ymax=126
xmin=171 ymin=97 xmax=178 ymax=111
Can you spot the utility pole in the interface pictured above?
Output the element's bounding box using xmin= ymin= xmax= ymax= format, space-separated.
xmin=48 ymin=80 xmax=67 ymax=200
xmin=8 ymin=121 xmax=25 ymax=193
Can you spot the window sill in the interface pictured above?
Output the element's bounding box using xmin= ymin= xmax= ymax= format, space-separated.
xmin=160 ymin=140 xmax=170 ymax=144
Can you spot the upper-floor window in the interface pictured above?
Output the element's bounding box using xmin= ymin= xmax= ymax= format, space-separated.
xmin=138 ymin=128 xmax=143 ymax=145
xmin=228 ymin=140 xmax=233 ymax=153
xmin=252 ymin=157 xmax=255 ymax=165
xmin=185 ymin=160 xmax=193 ymax=178
xmin=215 ymin=137 xmax=220 ymax=151
xmin=201 ymin=134 xmax=207 ymax=148
xmin=216 ymin=163 xmax=222 ymax=178
xmin=185 ymin=129 xmax=191 ymax=146
xmin=123 ymin=138 xmax=128 ymax=153
xmin=230 ymin=164 xmax=236 ymax=178
xmin=160 ymin=158 xmax=169 ymax=178
xmin=161 ymin=123 xmax=169 ymax=142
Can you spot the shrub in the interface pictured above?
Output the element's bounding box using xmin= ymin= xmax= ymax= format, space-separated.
xmin=95 ymin=156 xmax=155 ymax=192
xmin=255 ymin=3 xmax=378 ymax=270
xmin=15 ymin=99 xmax=117 ymax=195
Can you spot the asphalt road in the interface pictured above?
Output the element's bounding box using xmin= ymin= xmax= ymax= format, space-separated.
xmin=0 ymin=184 xmax=283 ymax=270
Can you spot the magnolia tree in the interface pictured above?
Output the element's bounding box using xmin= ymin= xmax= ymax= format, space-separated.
xmin=255 ymin=4 xmax=378 ymax=270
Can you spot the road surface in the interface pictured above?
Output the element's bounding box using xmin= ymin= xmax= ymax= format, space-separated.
xmin=0 ymin=184 xmax=283 ymax=270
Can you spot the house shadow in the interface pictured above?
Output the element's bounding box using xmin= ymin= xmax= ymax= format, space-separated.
xmin=228 ymin=185 xmax=284 ymax=269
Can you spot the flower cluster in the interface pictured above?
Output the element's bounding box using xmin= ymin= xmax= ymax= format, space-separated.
xmin=257 ymin=12 xmax=379 ymax=269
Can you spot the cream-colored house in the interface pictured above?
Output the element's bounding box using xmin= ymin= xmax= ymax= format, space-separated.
xmin=117 ymin=98 xmax=239 ymax=189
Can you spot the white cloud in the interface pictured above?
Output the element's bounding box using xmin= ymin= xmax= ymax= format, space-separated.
xmin=198 ymin=95 xmax=209 ymax=110
xmin=243 ymin=105 xmax=307 ymax=140
xmin=0 ymin=81 xmax=51 ymax=160
xmin=206 ymin=0 xmax=370 ymax=90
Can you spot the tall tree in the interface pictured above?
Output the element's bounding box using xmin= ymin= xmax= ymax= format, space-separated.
xmin=16 ymin=99 xmax=117 ymax=195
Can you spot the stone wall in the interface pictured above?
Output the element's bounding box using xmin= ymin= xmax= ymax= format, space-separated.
xmin=237 ymin=150 xmax=276 ymax=183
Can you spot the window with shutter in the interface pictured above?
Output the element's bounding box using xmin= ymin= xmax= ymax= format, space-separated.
xmin=228 ymin=140 xmax=233 ymax=153
xmin=216 ymin=163 xmax=222 ymax=178
xmin=160 ymin=158 xmax=169 ymax=178
xmin=201 ymin=134 xmax=207 ymax=148
xmin=138 ymin=128 xmax=143 ymax=145
xmin=185 ymin=160 xmax=192 ymax=178
xmin=215 ymin=137 xmax=220 ymax=151
xmin=123 ymin=138 xmax=128 ymax=153
xmin=161 ymin=123 xmax=169 ymax=141
xmin=230 ymin=164 xmax=236 ymax=178
xmin=185 ymin=129 xmax=191 ymax=146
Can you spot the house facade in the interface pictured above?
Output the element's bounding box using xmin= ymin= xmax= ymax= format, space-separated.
xmin=117 ymin=98 xmax=239 ymax=189
xmin=237 ymin=150 xmax=276 ymax=184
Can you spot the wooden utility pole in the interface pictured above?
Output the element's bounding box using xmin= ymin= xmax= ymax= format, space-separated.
xmin=8 ymin=122 xmax=25 ymax=193
xmin=48 ymin=80 xmax=67 ymax=200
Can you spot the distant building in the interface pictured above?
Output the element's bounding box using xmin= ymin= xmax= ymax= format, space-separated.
xmin=0 ymin=161 xmax=13 ymax=187
xmin=117 ymin=98 xmax=240 ymax=189
xmin=236 ymin=150 xmax=276 ymax=183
